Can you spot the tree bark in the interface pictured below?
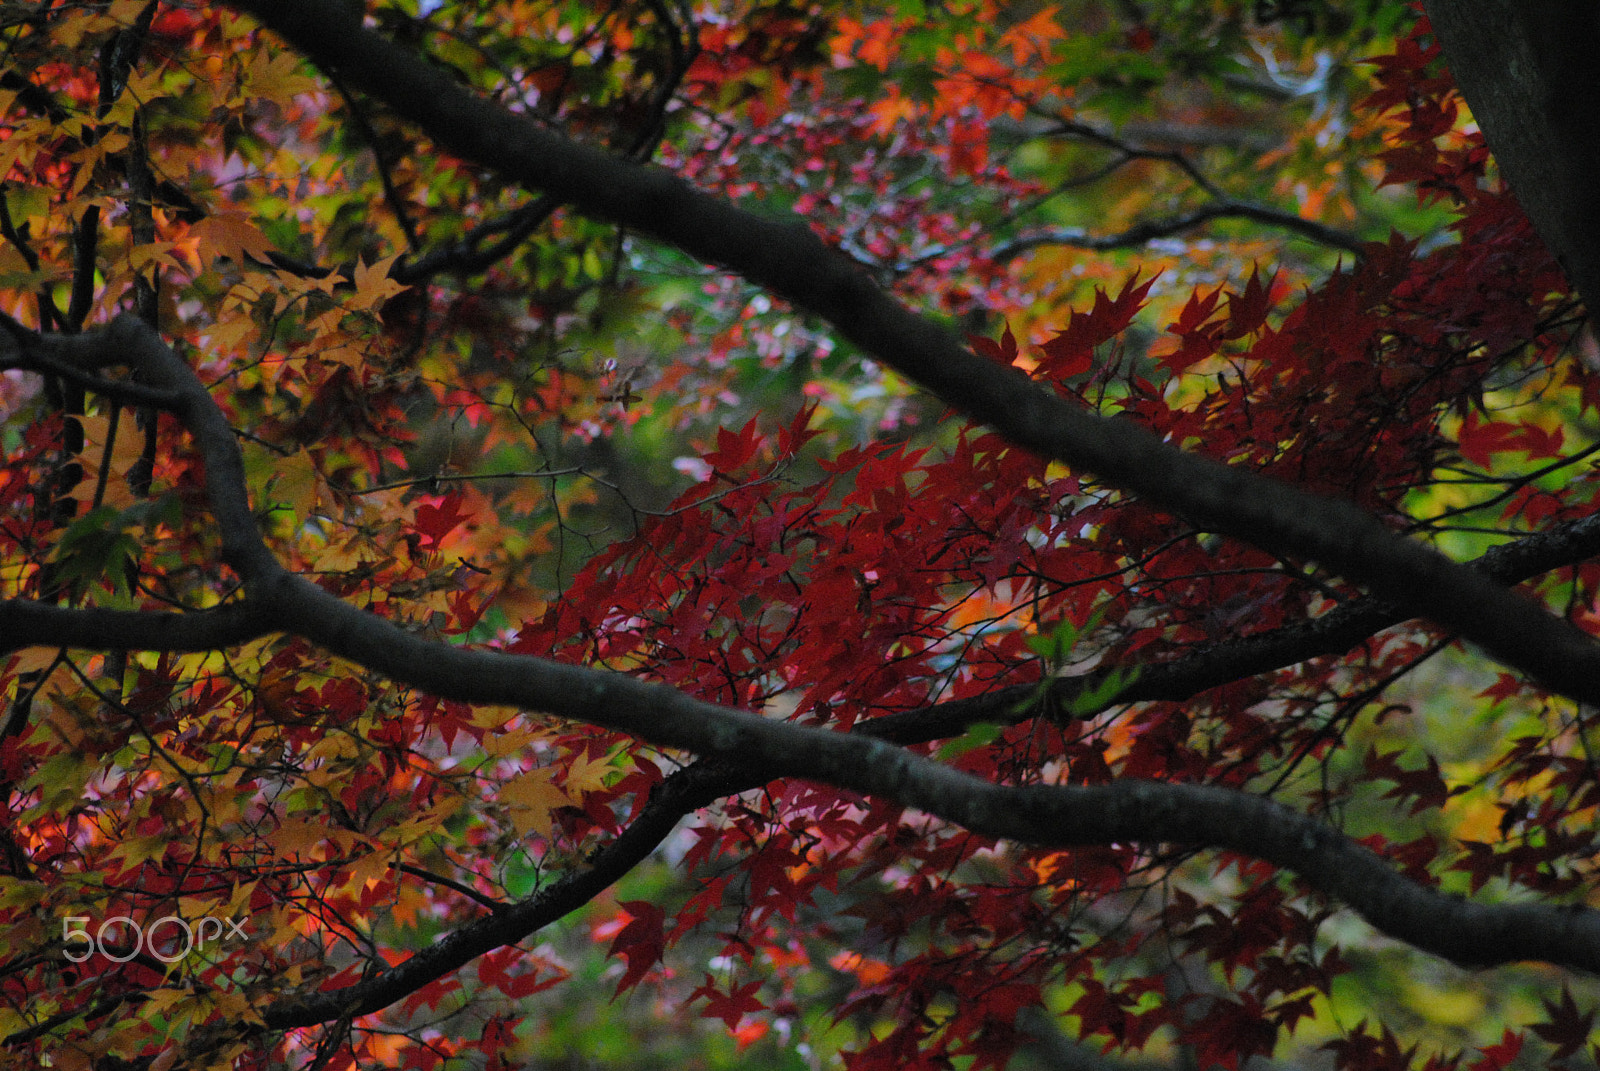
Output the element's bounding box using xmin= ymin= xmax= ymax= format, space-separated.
xmin=223 ymin=0 xmax=1600 ymax=708
xmin=1425 ymin=1 xmax=1600 ymax=313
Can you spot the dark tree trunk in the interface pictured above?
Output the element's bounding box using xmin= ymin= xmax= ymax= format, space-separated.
xmin=1426 ymin=1 xmax=1600 ymax=313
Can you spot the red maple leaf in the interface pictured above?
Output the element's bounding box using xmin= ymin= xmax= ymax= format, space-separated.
xmin=1532 ymin=989 xmax=1596 ymax=1061
xmin=691 ymin=974 xmax=768 ymax=1031
xmin=414 ymin=493 xmax=471 ymax=551
xmin=606 ymin=901 xmax=668 ymax=995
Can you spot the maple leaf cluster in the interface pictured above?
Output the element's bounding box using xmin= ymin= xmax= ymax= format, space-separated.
xmin=0 ymin=2 xmax=1599 ymax=1071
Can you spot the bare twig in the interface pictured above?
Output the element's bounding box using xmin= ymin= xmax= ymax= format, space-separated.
xmin=990 ymin=199 xmax=1366 ymax=262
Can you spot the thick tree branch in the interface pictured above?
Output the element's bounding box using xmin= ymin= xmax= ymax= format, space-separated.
xmin=219 ymin=0 xmax=1600 ymax=709
xmin=0 ymin=333 xmax=182 ymax=408
xmin=7 ymin=319 xmax=279 ymax=584
xmin=6 ymin=316 xmax=1600 ymax=1007
xmin=1425 ymin=1 xmax=1600 ymax=315
xmin=258 ymin=499 xmax=1600 ymax=1025
xmin=289 ymin=493 xmax=1600 ymax=1020
xmin=0 ymin=600 xmax=272 ymax=658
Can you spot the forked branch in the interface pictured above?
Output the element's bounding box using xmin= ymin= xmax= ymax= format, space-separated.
xmin=3 ymin=316 xmax=1600 ymax=1037
xmin=223 ymin=0 xmax=1600 ymax=709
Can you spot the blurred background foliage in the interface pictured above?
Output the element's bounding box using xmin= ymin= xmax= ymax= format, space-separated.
xmin=7 ymin=0 xmax=1599 ymax=1066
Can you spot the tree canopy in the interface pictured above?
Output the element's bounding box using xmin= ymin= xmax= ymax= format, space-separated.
xmin=2 ymin=1 xmax=1600 ymax=1068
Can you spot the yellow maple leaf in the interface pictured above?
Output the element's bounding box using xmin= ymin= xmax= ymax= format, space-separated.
xmin=205 ymin=987 xmax=264 ymax=1025
xmin=469 ymin=705 xmax=519 ymax=732
xmin=264 ymin=449 xmax=321 ymax=522
xmin=258 ymin=907 xmax=307 ymax=952
xmin=4 ymin=646 xmax=62 ymax=680
xmin=481 ymin=725 xmax=541 ymax=759
xmin=347 ymin=254 xmax=407 ymax=313
xmin=317 ymin=343 xmax=367 ymax=371
xmin=389 ymin=880 xmax=429 ymax=928
xmin=64 ymin=129 xmax=128 ymax=196
xmin=197 ymin=769 xmax=247 ymax=826
xmin=239 ymin=50 xmax=318 ymax=109
xmin=388 ymin=796 xmax=461 ymax=848
xmin=0 ymin=878 xmax=46 ymax=910
xmin=110 ymin=833 xmax=169 ymax=870
xmin=319 ymin=533 xmax=386 ymax=574
xmin=201 ymin=314 xmax=256 ymax=359
xmin=6 ymin=185 xmax=48 ymax=227
xmin=563 ymin=750 xmax=616 ymax=798
xmin=269 ymin=819 xmax=329 ymax=859
xmin=107 ymin=0 xmax=149 ymax=24
xmin=177 ymin=895 xmax=223 ymax=924
xmin=345 ymin=850 xmax=391 ymax=893
xmin=306 ymin=732 xmax=361 ymax=765
xmin=77 ymin=411 xmax=151 ymax=511
xmin=224 ymin=881 xmax=258 ymax=920
xmin=52 ymin=10 xmax=103 ymax=50
xmin=0 ymin=1010 xmax=28 ymax=1044
xmin=137 ymin=987 xmax=190 ymax=1021
xmin=191 ymin=211 xmax=275 ymax=268
xmin=500 ymin=768 xmax=571 ymax=838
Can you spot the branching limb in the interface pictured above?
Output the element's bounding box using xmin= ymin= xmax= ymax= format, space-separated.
xmin=990 ymin=111 xmax=1364 ymax=258
xmin=7 ymin=317 xmax=1600 ymax=1002
xmin=0 ymin=342 xmax=182 ymax=408
xmin=261 ymin=758 xmax=744 ymax=1029
xmin=330 ymin=74 xmax=422 ymax=253
xmin=253 ymin=196 xmax=560 ymax=286
xmin=392 ymin=196 xmax=558 ymax=284
xmin=221 ymin=0 xmax=1600 ymax=709
xmin=868 ymin=509 xmax=1600 ymax=744
xmin=6 ymin=319 xmax=278 ymax=583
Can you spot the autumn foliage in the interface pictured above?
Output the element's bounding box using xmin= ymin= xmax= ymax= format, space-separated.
xmin=3 ymin=1 xmax=1600 ymax=1069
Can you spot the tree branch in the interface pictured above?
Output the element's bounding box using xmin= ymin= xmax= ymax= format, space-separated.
xmin=990 ymin=199 xmax=1367 ymax=262
xmin=0 ymin=600 xmax=273 ymax=658
xmin=0 ymin=338 xmax=183 ymax=408
xmin=219 ymin=0 xmax=1600 ymax=710
xmin=251 ymin=196 xmax=560 ymax=286
xmin=256 ymin=506 xmax=1600 ymax=1025
xmin=260 ymin=758 xmax=744 ymax=1028
xmin=1425 ymin=1 xmax=1600 ymax=315
xmin=866 ymin=508 xmax=1600 ymax=744
xmin=6 ymin=316 xmax=1600 ymax=1011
